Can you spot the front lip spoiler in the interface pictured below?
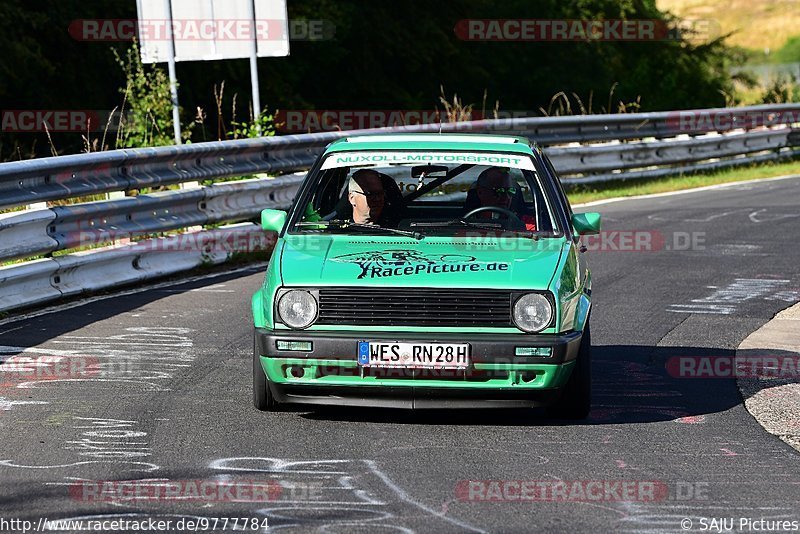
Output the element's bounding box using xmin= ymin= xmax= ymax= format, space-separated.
xmin=268 ymin=383 xmax=562 ymax=409
xmin=256 ymin=328 xmax=582 ymax=365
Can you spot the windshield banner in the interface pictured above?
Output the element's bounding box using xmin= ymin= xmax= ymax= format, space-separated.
xmin=321 ymin=151 xmax=535 ymax=170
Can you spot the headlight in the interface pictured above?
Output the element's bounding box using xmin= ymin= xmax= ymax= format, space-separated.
xmin=277 ymin=290 xmax=318 ymax=329
xmin=512 ymin=293 xmax=553 ymax=333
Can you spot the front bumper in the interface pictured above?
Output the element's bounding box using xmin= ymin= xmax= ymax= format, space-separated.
xmin=255 ymin=328 xmax=582 ymax=408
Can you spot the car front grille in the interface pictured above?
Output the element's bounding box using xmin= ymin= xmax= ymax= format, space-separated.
xmin=317 ymin=287 xmax=512 ymax=327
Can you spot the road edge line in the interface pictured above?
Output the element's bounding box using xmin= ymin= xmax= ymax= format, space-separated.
xmin=573 ymin=173 xmax=800 ymax=209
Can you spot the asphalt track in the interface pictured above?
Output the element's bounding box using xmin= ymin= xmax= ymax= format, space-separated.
xmin=1 ymin=176 xmax=799 ymax=533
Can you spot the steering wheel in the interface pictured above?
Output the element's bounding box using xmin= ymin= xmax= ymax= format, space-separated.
xmin=463 ymin=206 xmax=525 ymax=229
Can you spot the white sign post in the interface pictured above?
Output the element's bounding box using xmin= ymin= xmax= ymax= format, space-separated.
xmin=135 ymin=0 xmax=290 ymax=142
xmin=162 ymin=0 xmax=181 ymax=144
xmin=246 ymin=0 xmax=262 ymax=132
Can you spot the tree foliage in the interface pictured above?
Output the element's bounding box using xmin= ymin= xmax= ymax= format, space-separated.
xmin=1 ymin=0 xmax=738 ymax=159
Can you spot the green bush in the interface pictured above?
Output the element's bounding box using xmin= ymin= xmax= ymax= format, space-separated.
xmin=113 ymin=41 xmax=193 ymax=148
xmin=761 ymin=73 xmax=800 ymax=103
xmin=228 ymin=110 xmax=277 ymax=140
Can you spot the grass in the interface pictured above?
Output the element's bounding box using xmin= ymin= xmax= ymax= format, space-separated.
xmin=566 ymin=157 xmax=800 ymax=205
xmin=0 ymin=208 xmax=25 ymax=214
xmin=771 ymin=36 xmax=800 ymax=64
xmin=656 ymin=0 xmax=800 ymax=52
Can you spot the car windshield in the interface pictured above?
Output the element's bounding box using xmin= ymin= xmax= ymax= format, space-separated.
xmin=289 ymin=150 xmax=560 ymax=237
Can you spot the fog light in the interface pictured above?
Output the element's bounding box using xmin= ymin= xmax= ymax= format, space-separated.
xmin=277 ymin=340 xmax=313 ymax=352
xmin=519 ymin=372 xmax=538 ymax=383
xmin=515 ymin=347 xmax=552 ymax=357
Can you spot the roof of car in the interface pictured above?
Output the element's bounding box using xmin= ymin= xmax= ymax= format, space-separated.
xmin=325 ymin=133 xmax=538 ymax=155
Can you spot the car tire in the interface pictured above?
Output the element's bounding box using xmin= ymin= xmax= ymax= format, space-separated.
xmin=253 ymin=337 xmax=279 ymax=411
xmin=548 ymin=322 xmax=591 ymax=420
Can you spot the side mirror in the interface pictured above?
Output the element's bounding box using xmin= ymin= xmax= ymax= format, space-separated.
xmin=571 ymin=212 xmax=601 ymax=235
xmin=261 ymin=209 xmax=287 ymax=233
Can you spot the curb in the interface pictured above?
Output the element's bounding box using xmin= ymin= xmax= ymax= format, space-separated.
xmin=736 ymin=302 xmax=800 ymax=452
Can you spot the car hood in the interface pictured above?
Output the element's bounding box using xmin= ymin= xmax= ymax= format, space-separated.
xmin=278 ymin=234 xmax=565 ymax=289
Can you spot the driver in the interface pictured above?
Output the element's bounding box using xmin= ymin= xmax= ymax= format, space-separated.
xmin=473 ymin=167 xmax=536 ymax=231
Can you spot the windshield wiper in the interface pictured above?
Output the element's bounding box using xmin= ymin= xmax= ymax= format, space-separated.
xmin=411 ymin=219 xmax=501 ymax=229
xmin=295 ymin=220 xmax=424 ymax=240
xmin=410 ymin=219 xmax=540 ymax=239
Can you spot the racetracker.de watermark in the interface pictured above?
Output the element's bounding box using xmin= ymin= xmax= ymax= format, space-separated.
xmin=666 ymin=355 xmax=800 ymax=378
xmin=0 ymin=355 xmax=99 ymax=387
xmin=452 ymin=231 xmax=706 ymax=253
xmin=454 ymin=19 xmax=719 ymax=42
xmin=1 ymin=110 xmax=132 ymax=133
xmin=581 ymin=230 xmax=704 ymax=252
xmin=69 ymin=479 xmax=283 ymax=503
xmin=0 ymin=517 xmax=270 ymax=533
xmin=71 ymin=230 xmax=274 ymax=255
xmin=276 ymin=110 xmax=519 ymax=133
xmin=455 ymin=480 xmax=709 ymax=502
xmin=68 ymin=18 xmax=335 ymax=42
xmin=665 ymin=109 xmax=800 ymax=133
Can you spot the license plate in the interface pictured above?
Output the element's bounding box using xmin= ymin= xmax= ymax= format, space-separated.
xmin=358 ymin=342 xmax=470 ymax=368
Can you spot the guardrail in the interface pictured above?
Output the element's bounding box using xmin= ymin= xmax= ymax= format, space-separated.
xmin=4 ymin=103 xmax=800 ymax=211
xmin=0 ymin=223 xmax=272 ymax=312
xmin=546 ymin=127 xmax=799 ymax=183
xmin=1 ymin=104 xmax=799 ymax=313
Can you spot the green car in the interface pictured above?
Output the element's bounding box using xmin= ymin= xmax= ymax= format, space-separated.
xmin=252 ymin=134 xmax=600 ymax=418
